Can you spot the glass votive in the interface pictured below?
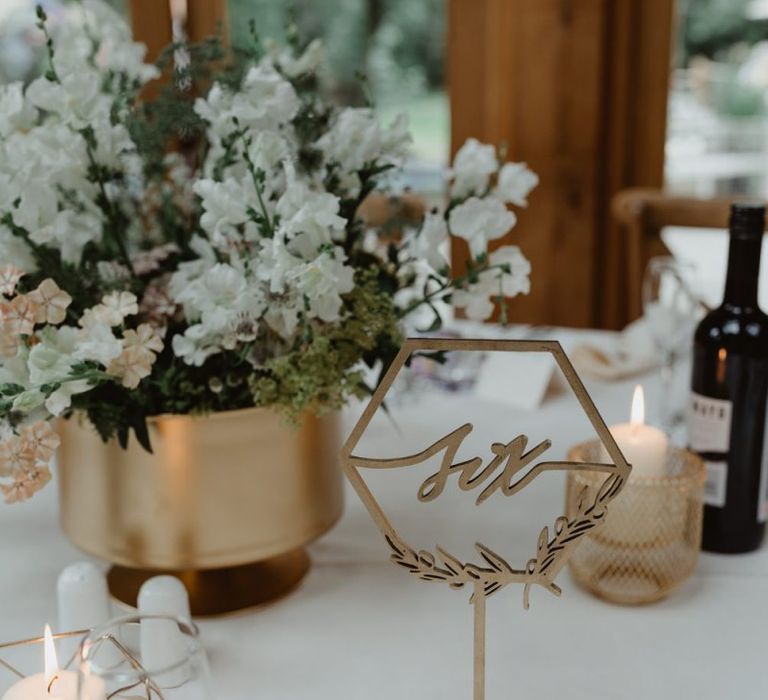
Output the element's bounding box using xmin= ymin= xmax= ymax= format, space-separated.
xmin=77 ymin=614 xmax=213 ymax=699
xmin=565 ymin=441 xmax=705 ymax=605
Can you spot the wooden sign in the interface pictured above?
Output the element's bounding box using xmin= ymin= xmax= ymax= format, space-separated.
xmin=341 ymin=338 xmax=632 ymax=700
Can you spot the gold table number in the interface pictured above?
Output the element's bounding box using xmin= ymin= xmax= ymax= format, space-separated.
xmin=341 ymin=338 xmax=632 ymax=700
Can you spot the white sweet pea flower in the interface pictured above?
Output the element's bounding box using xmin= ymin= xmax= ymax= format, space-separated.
xmin=450 ymin=138 xmax=497 ymax=198
xmin=451 ymin=245 xmax=531 ymax=322
xmin=172 ymin=325 xmax=221 ymax=366
xmin=276 ymin=181 xmax=347 ymax=258
xmin=452 ymin=286 xmax=496 ymax=322
xmin=174 ymin=263 xmax=265 ymax=336
xmin=45 ymin=379 xmax=92 ymax=416
xmin=268 ymin=38 xmax=325 ymax=78
xmin=29 ymin=208 xmax=103 ymax=265
xmin=292 ymin=248 xmax=355 ymax=323
xmin=485 ymin=245 xmax=531 ymax=297
xmin=448 ymin=197 xmax=516 ymax=258
xmin=74 ymin=322 xmax=123 ymax=366
xmin=410 ymin=210 xmax=449 ymax=273
xmin=317 ymin=108 xmax=409 ymax=172
xmin=495 ymin=162 xmax=539 ymax=207
xmin=194 ymin=176 xmax=260 ymax=247
xmin=0 ymin=83 xmax=38 ymax=138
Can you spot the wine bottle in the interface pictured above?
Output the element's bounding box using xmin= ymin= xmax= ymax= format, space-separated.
xmin=688 ymin=203 xmax=768 ymax=553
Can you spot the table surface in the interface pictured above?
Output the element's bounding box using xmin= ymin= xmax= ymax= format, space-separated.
xmin=1 ymin=328 xmax=767 ymax=700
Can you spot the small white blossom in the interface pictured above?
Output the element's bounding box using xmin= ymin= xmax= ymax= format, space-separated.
xmin=450 ymin=138 xmax=497 ymax=198
xmin=495 ymin=162 xmax=539 ymax=207
xmin=0 ymin=83 xmax=37 ymax=138
xmin=448 ymin=197 xmax=516 ymax=258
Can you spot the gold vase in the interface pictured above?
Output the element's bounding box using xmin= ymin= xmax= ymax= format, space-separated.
xmin=57 ymin=407 xmax=343 ymax=616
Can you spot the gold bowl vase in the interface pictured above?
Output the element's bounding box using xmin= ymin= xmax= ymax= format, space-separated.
xmin=57 ymin=407 xmax=343 ymax=616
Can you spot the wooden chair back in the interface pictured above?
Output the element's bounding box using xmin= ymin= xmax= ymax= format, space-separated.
xmin=612 ymin=188 xmax=755 ymax=320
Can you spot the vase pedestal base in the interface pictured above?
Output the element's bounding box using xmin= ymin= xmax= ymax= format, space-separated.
xmin=107 ymin=548 xmax=311 ymax=616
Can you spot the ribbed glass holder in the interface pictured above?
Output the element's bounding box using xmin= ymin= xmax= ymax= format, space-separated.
xmin=565 ymin=441 xmax=705 ymax=605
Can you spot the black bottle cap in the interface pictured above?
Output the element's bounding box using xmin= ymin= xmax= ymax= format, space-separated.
xmin=730 ymin=202 xmax=766 ymax=238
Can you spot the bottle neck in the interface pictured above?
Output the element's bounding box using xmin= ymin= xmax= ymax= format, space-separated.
xmin=723 ymin=234 xmax=763 ymax=310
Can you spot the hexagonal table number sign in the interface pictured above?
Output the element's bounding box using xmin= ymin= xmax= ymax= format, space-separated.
xmin=341 ymin=338 xmax=632 ymax=700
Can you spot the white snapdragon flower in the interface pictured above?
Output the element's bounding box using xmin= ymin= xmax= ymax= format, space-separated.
xmin=92 ymin=121 xmax=135 ymax=169
xmin=448 ymin=197 xmax=516 ymax=258
xmin=276 ymin=181 xmax=347 ymax=258
xmin=194 ymin=83 xmax=235 ymax=140
xmin=196 ymin=65 xmax=299 ymax=138
xmin=495 ymin=162 xmax=539 ymax=207
xmin=450 ymin=138 xmax=498 ymax=198
xmin=317 ymin=108 xmax=409 ymax=172
xmin=235 ymin=64 xmax=300 ymax=131
xmin=292 ymin=248 xmax=355 ymax=323
xmin=0 ymin=83 xmax=37 ymax=138
xmin=26 ymin=70 xmax=109 ymax=130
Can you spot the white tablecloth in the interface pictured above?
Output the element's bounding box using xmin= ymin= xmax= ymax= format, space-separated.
xmin=1 ymin=328 xmax=767 ymax=700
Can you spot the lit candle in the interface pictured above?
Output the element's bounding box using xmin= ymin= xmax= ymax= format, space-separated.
xmin=600 ymin=385 xmax=668 ymax=477
xmin=0 ymin=626 xmax=105 ymax=700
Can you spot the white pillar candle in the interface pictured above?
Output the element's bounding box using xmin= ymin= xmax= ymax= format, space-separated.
xmin=600 ymin=385 xmax=668 ymax=477
xmin=1 ymin=626 xmax=105 ymax=700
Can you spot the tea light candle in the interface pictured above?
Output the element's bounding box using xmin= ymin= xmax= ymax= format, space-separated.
xmin=600 ymin=385 xmax=668 ymax=477
xmin=1 ymin=626 xmax=105 ymax=700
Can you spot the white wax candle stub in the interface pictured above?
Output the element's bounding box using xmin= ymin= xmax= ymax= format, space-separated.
xmin=138 ymin=576 xmax=191 ymax=688
xmin=600 ymin=384 xmax=669 ymax=477
xmin=1 ymin=625 xmax=106 ymax=700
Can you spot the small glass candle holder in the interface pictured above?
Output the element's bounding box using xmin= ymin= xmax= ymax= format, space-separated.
xmin=77 ymin=614 xmax=213 ymax=699
xmin=565 ymin=441 xmax=705 ymax=605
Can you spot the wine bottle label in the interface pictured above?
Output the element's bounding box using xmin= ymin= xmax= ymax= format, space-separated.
xmin=702 ymin=460 xmax=728 ymax=508
xmin=687 ymin=392 xmax=732 ymax=453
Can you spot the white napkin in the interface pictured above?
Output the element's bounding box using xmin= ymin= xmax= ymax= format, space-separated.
xmin=570 ymin=317 xmax=657 ymax=381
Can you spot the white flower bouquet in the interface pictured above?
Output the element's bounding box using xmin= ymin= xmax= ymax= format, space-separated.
xmin=0 ymin=1 xmax=538 ymax=503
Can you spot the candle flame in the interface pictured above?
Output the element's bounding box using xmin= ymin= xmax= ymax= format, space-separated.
xmin=44 ymin=624 xmax=59 ymax=688
xmin=630 ymin=384 xmax=645 ymax=427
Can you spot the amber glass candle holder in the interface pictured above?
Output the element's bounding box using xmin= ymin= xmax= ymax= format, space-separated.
xmin=565 ymin=441 xmax=705 ymax=605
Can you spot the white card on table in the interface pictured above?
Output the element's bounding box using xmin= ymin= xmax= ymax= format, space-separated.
xmin=473 ymin=351 xmax=556 ymax=411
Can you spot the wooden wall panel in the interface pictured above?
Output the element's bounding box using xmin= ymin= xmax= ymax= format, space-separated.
xmin=449 ymin=0 xmax=674 ymax=329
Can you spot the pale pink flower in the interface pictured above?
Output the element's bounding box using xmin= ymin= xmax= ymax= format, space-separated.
xmin=1 ymin=466 xmax=52 ymax=504
xmin=19 ymin=421 xmax=60 ymax=462
xmin=27 ymin=279 xmax=72 ymax=325
xmin=3 ymin=295 xmax=38 ymax=336
xmin=107 ymin=346 xmax=154 ymax=389
xmin=0 ymin=331 xmax=18 ymax=358
xmin=0 ymin=265 xmax=25 ymax=296
xmin=91 ymin=291 xmax=139 ymax=326
xmin=0 ymin=436 xmax=34 ymax=477
xmin=123 ymin=324 xmax=164 ymax=354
